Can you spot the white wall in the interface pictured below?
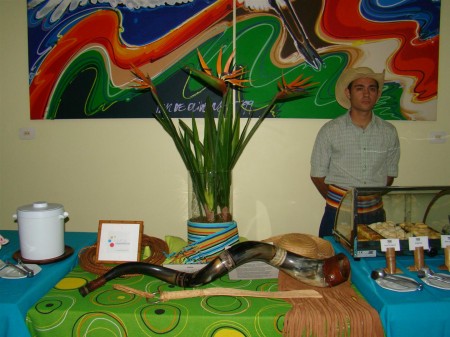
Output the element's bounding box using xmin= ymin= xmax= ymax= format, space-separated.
xmin=1 ymin=0 xmax=449 ymax=240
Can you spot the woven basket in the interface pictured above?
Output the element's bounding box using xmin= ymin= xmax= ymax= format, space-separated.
xmin=79 ymin=234 xmax=169 ymax=276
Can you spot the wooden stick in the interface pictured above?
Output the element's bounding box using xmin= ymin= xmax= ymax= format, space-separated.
xmin=113 ymin=284 xmax=322 ymax=301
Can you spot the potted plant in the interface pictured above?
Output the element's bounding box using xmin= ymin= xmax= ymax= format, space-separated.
xmin=132 ymin=48 xmax=315 ymax=262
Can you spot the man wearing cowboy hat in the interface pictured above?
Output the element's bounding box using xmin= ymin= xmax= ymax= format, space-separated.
xmin=310 ymin=67 xmax=400 ymax=237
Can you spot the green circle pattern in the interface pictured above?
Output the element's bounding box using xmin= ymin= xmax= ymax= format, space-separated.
xmin=26 ymin=266 xmax=290 ymax=337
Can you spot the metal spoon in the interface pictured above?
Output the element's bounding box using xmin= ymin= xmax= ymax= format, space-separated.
xmin=417 ymin=268 xmax=450 ymax=284
xmin=371 ymin=269 xmax=423 ymax=291
xmin=0 ymin=262 xmax=8 ymax=272
xmin=4 ymin=260 xmax=28 ymax=277
xmin=17 ymin=259 xmax=35 ymax=277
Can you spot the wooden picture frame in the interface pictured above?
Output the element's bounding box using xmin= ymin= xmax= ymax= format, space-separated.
xmin=96 ymin=220 xmax=143 ymax=263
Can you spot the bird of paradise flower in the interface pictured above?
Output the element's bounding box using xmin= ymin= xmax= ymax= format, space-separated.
xmin=131 ymin=48 xmax=316 ymax=222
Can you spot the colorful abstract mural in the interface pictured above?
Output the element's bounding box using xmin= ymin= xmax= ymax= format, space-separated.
xmin=27 ymin=0 xmax=440 ymax=120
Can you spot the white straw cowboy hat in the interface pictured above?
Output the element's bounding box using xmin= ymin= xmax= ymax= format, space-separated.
xmin=335 ymin=67 xmax=385 ymax=109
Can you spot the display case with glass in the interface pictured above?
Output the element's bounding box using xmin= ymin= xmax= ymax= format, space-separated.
xmin=333 ymin=186 xmax=450 ymax=258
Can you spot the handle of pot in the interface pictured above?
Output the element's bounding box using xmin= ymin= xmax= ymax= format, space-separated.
xmin=12 ymin=214 xmax=17 ymax=221
xmin=59 ymin=212 xmax=69 ymax=219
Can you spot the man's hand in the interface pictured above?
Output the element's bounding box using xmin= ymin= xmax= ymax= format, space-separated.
xmin=387 ymin=176 xmax=395 ymax=186
xmin=311 ymin=176 xmax=329 ymax=199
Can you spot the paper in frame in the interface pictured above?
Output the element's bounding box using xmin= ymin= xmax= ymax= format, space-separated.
xmin=96 ymin=220 xmax=143 ymax=263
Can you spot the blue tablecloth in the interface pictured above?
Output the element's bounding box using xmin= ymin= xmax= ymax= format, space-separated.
xmin=327 ymin=237 xmax=450 ymax=337
xmin=0 ymin=230 xmax=96 ymax=337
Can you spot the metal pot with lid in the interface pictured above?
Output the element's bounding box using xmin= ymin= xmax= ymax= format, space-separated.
xmin=13 ymin=201 xmax=69 ymax=260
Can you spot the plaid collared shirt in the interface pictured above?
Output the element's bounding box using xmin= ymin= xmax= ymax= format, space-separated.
xmin=310 ymin=111 xmax=400 ymax=188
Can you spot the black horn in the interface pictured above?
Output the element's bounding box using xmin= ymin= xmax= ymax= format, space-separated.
xmin=79 ymin=241 xmax=350 ymax=297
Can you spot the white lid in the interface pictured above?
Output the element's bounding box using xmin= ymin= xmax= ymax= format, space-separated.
xmin=16 ymin=201 xmax=65 ymax=219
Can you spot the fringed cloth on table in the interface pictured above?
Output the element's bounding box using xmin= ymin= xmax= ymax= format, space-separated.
xmin=279 ymin=271 xmax=384 ymax=337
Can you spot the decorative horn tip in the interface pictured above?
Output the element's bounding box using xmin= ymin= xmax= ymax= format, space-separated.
xmin=323 ymin=253 xmax=351 ymax=287
xmin=78 ymin=277 xmax=108 ymax=297
xmin=79 ymin=285 xmax=90 ymax=297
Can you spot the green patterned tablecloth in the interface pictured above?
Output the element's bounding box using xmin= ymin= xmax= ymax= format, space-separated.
xmin=26 ymin=266 xmax=291 ymax=337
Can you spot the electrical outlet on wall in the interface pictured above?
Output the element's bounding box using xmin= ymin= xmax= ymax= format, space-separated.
xmin=19 ymin=127 xmax=36 ymax=140
xmin=429 ymin=131 xmax=447 ymax=144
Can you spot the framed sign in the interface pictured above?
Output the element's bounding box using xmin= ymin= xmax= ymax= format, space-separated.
xmin=96 ymin=220 xmax=143 ymax=263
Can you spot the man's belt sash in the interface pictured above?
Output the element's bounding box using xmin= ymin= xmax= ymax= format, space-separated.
xmin=326 ymin=185 xmax=383 ymax=213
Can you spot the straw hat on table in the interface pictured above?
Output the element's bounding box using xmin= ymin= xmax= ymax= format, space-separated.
xmin=263 ymin=233 xmax=334 ymax=259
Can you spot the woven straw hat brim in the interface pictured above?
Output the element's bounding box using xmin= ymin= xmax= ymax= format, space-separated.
xmin=263 ymin=233 xmax=334 ymax=259
xmin=335 ymin=67 xmax=385 ymax=109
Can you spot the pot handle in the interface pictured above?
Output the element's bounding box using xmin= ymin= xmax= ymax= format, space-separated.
xmin=59 ymin=212 xmax=69 ymax=219
xmin=12 ymin=214 xmax=17 ymax=221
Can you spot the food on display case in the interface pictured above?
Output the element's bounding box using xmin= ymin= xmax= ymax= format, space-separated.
xmin=368 ymin=221 xmax=410 ymax=239
xmin=366 ymin=221 xmax=441 ymax=239
xmin=333 ymin=186 xmax=450 ymax=257
xmin=399 ymin=222 xmax=441 ymax=239
xmin=357 ymin=225 xmax=384 ymax=241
